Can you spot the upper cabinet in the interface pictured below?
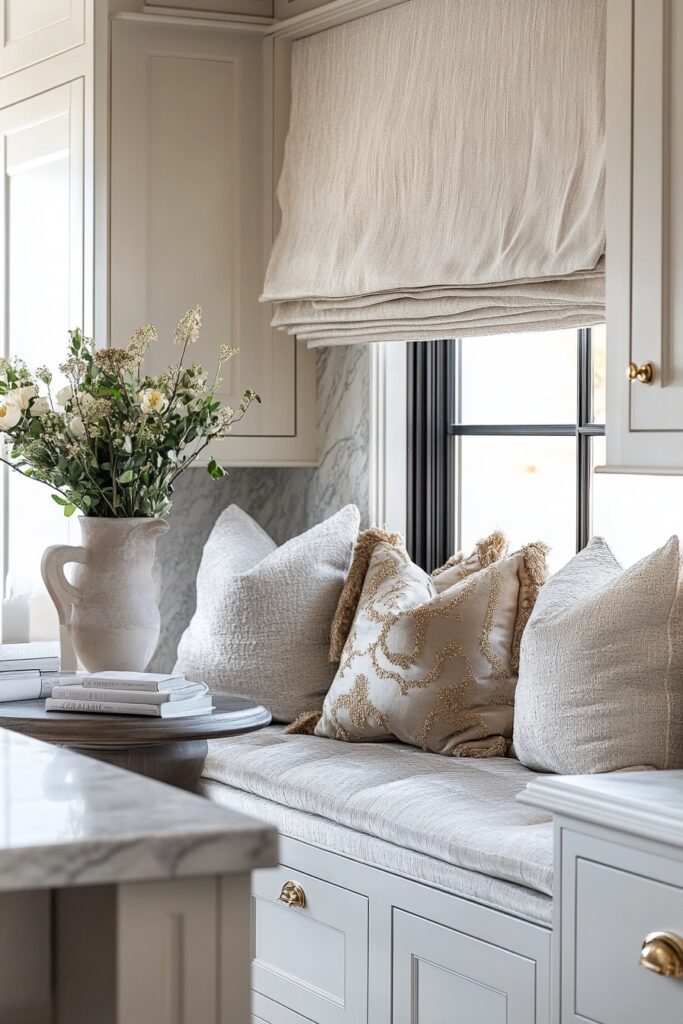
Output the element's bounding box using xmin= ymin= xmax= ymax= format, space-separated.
xmin=109 ymin=15 xmax=315 ymax=466
xmin=0 ymin=0 xmax=86 ymax=77
xmin=605 ymin=0 xmax=683 ymax=470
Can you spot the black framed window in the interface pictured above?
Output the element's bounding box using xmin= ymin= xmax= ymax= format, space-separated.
xmin=408 ymin=327 xmax=606 ymax=572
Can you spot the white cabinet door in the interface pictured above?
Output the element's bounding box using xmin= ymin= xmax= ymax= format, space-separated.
xmin=0 ymin=0 xmax=85 ymax=78
xmin=111 ymin=19 xmax=315 ymax=466
xmin=392 ymin=910 xmax=537 ymax=1024
xmin=606 ymin=0 xmax=683 ymax=470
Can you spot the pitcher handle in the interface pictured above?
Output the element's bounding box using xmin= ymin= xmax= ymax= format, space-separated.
xmin=41 ymin=544 xmax=86 ymax=627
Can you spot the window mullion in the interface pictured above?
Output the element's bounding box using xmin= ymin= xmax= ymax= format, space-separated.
xmin=577 ymin=328 xmax=593 ymax=550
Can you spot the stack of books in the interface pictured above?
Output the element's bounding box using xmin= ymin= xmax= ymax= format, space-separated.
xmin=0 ymin=641 xmax=64 ymax=702
xmin=46 ymin=671 xmax=213 ymax=718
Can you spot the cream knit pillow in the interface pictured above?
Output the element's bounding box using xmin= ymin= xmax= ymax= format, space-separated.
xmin=513 ymin=536 xmax=683 ymax=774
xmin=312 ymin=539 xmax=547 ymax=756
xmin=175 ymin=504 xmax=360 ymax=722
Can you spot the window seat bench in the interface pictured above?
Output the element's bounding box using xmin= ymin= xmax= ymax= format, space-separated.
xmin=199 ymin=727 xmax=554 ymax=1023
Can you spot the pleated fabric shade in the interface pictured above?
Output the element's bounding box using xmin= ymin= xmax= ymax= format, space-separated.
xmin=261 ymin=0 xmax=606 ymax=346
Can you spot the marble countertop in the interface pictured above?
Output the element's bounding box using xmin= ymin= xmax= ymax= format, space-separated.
xmin=0 ymin=728 xmax=277 ymax=892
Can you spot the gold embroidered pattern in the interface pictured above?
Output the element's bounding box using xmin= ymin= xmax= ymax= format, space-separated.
xmin=478 ymin=567 xmax=509 ymax=681
xmin=329 ymin=674 xmax=390 ymax=741
xmin=412 ymin=667 xmax=486 ymax=751
xmin=329 ymin=528 xmax=404 ymax=662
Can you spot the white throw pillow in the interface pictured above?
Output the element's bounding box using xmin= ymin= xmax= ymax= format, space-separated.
xmin=513 ymin=536 xmax=683 ymax=774
xmin=175 ymin=504 xmax=360 ymax=722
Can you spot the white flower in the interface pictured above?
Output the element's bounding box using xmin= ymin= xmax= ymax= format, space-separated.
xmin=29 ymin=397 xmax=50 ymax=417
xmin=0 ymin=398 xmax=22 ymax=431
xmin=13 ymin=385 xmax=37 ymax=410
xmin=56 ymin=384 xmax=74 ymax=406
xmin=68 ymin=415 xmax=86 ymax=439
xmin=138 ymin=388 xmax=168 ymax=415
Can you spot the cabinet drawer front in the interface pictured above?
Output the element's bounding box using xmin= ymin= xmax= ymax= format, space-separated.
xmin=252 ymin=865 xmax=368 ymax=1024
xmin=575 ymin=858 xmax=683 ymax=1023
xmin=392 ymin=910 xmax=537 ymax=1024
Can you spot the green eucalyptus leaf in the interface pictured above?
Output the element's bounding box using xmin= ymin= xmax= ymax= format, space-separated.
xmin=207 ymin=458 xmax=225 ymax=480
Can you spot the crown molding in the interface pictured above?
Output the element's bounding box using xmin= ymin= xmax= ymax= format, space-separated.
xmin=267 ymin=0 xmax=410 ymax=39
xmin=115 ymin=10 xmax=275 ymax=32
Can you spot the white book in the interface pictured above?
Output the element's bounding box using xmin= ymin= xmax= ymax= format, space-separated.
xmin=46 ymin=695 xmax=214 ymax=718
xmin=0 ymin=673 xmax=43 ymax=702
xmin=0 ymin=642 xmax=60 ymax=674
xmin=51 ymin=682 xmax=208 ymax=705
xmin=83 ymin=671 xmax=187 ymax=693
xmin=0 ymin=657 xmax=60 ymax=674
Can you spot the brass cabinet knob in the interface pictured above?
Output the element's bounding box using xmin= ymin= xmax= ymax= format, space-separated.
xmin=278 ymin=880 xmax=306 ymax=909
xmin=639 ymin=932 xmax=683 ymax=977
xmin=628 ymin=361 xmax=655 ymax=384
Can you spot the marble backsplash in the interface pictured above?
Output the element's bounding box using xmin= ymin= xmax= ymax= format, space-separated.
xmin=150 ymin=344 xmax=371 ymax=671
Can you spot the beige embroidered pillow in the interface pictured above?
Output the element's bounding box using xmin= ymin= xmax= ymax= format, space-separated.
xmin=313 ymin=539 xmax=547 ymax=756
xmin=329 ymin=529 xmax=509 ymax=661
xmin=513 ymin=536 xmax=683 ymax=774
xmin=432 ymin=531 xmax=509 ymax=593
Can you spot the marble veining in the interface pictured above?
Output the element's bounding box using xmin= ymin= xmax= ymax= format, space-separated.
xmin=0 ymin=729 xmax=277 ymax=892
xmin=151 ymin=344 xmax=371 ymax=671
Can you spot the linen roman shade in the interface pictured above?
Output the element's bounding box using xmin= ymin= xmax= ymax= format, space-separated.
xmin=261 ymin=0 xmax=606 ymax=346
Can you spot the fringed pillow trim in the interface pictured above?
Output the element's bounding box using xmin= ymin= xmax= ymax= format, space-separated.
xmin=285 ymin=711 xmax=322 ymax=735
xmin=329 ymin=528 xmax=404 ymax=662
xmin=511 ymin=541 xmax=550 ymax=673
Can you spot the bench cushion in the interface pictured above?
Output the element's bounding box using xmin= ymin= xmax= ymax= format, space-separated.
xmin=201 ymin=727 xmax=553 ymax=921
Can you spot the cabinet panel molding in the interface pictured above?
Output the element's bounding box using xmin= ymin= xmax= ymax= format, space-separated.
xmin=111 ymin=18 xmax=315 ymax=464
xmin=605 ymin=0 xmax=683 ymax=469
xmin=0 ymin=0 xmax=86 ymax=78
xmin=392 ymin=910 xmax=538 ymax=1024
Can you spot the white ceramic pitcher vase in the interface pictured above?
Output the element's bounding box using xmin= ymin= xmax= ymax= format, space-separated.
xmin=41 ymin=517 xmax=169 ymax=673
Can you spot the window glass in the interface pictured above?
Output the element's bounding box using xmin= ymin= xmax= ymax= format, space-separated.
xmin=459 ymin=330 xmax=577 ymax=424
xmin=7 ymin=155 xmax=74 ymax=640
xmin=592 ymin=438 xmax=683 ymax=566
xmin=457 ymin=436 xmax=577 ymax=573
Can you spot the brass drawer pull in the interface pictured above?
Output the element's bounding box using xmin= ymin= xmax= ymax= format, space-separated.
xmin=628 ymin=361 xmax=655 ymax=384
xmin=639 ymin=932 xmax=683 ymax=977
xmin=278 ymin=880 xmax=306 ymax=909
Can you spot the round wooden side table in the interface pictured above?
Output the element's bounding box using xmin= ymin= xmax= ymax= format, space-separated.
xmin=0 ymin=694 xmax=271 ymax=791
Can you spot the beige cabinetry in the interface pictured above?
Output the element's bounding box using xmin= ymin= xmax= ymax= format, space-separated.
xmin=0 ymin=0 xmax=86 ymax=77
xmin=110 ymin=17 xmax=315 ymax=465
xmin=606 ymin=0 xmax=683 ymax=470
xmin=523 ymin=769 xmax=683 ymax=1024
xmin=1 ymin=3 xmax=317 ymax=469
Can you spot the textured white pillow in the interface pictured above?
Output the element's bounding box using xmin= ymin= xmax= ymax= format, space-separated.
xmin=175 ymin=504 xmax=360 ymax=722
xmin=513 ymin=536 xmax=683 ymax=774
